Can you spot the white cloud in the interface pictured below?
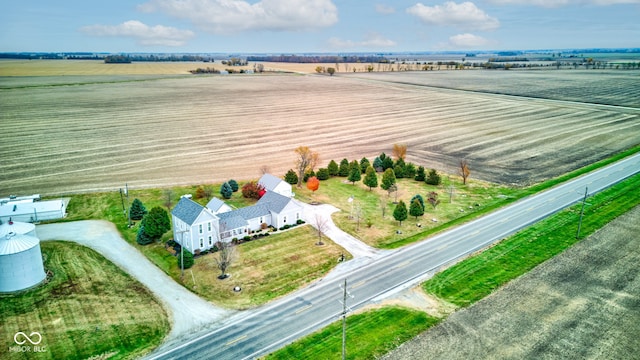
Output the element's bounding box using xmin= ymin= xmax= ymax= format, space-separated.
xmin=448 ymin=33 xmax=491 ymax=48
xmin=139 ymin=0 xmax=338 ymax=33
xmin=80 ymin=20 xmax=194 ymax=46
xmin=488 ymin=0 xmax=640 ymax=6
xmin=407 ymin=1 xmax=499 ymax=31
xmin=375 ymin=4 xmax=396 ymax=14
xmin=328 ymin=33 xmax=396 ymax=49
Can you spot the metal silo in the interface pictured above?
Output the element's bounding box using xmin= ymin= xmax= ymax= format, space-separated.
xmin=0 ymin=219 xmax=37 ymax=238
xmin=0 ymin=231 xmax=46 ymax=293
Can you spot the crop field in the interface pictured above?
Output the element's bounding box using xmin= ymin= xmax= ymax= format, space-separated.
xmin=384 ymin=205 xmax=640 ymax=360
xmin=1 ymin=61 xmax=640 ymax=196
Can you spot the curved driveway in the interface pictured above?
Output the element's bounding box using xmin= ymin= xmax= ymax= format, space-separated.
xmin=36 ymin=220 xmax=233 ymax=344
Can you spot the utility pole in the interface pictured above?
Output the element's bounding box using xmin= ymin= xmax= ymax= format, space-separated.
xmin=576 ymin=187 xmax=589 ymax=239
xmin=339 ymin=279 xmax=353 ymax=360
xmin=176 ymin=229 xmax=189 ymax=281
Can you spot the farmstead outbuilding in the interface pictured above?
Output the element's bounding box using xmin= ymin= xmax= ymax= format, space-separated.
xmin=0 ymin=220 xmax=46 ymax=293
xmin=0 ymin=194 xmax=68 ymax=223
xmin=171 ymin=175 xmax=304 ymax=254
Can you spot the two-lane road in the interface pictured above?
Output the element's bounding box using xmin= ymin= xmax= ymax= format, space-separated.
xmin=150 ymin=152 xmax=640 ymax=360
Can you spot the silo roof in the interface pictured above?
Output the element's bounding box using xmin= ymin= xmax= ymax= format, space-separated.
xmin=0 ymin=221 xmax=35 ymax=237
xmin=0 ymin=233 xmax=40 ymax=255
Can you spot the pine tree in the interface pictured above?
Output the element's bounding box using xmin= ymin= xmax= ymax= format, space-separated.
xmin=338 ymin=158 xmax=350 ymax=177
xmin=393 ymin=200 xmax=408 ymax=225
xmin=381 ymin=168 xmax=396 ymax=190
xmin=415 ymin=166 xmax=426 ymax=182
xmin=410 ymin=194 xmax=425 ymax=211
xmin=426 ymin=169 xmax=442 ymax=185
xmin=373 ymin=157 xmax=383 ymax=171
xmin=328 ymin=160 xmax=339 ymax=176
xmin=363 ymin=166 xmax=378 ymax=190
xmin=136 ymin=226 xmax=153 ymax=245
xmin=177 ymin=249 xmax=194 ymax=269
xmin=317 ymin=168 xmax=330 ymax=180
xmin=409 ymin=198 xmax=424 ymax=219
xmin=129 ymin=198 xmax=147 ymax=220
xmin=228 ymin=179 xmax=239 ymax=192
xmin=382 ymin=156 xmax=394 ymax=170
xmin=404 ymin=162 xmax=417 ymax=179
xmin=394 ymin=164 xmax=405 ymax=179
xmin=360 ymin=157 xmax=370 ymax=173
xmin=141 ymin=207 xmax=171 ymax=240
xmin=348 ymin=160 xmax=361 ymax=184
xmin=220 ymin=182 xmax=233 ymax=199
xmin=284 ymin=169 xmax=299 ymax=185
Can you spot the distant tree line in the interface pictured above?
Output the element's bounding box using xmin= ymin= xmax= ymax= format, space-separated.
xmin=247 ymin=55 xmax=387 ymax=63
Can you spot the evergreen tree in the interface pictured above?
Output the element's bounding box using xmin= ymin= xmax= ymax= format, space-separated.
xmin=393 ymin=200 xmax=408 ymax=225
xmin=338 ymin=158 xmax=350 ymax=177
xmin=373 ymin=157 xmax=383 ymax=171
xmin=316 ymin=168 xmax=330 ymax=180
xmin=220 ymin=182 xmax=233 ymax=199
xmin=394 ymin=164 xmax=405 ymax=179
xmin=141 ymin=207 xmax=171 ymax=240
xmin=284 ymin=169 xmax=298 ymax=185
xmin=409 ymin=198 xmax=424 ymax=219
xmin=328 ymin=160 xmax=339 ymax=176
xmin=136 ymin=226 xmax=153 ymax=245
xmin=404 ymin=162 xmax=417 ymax=179
xmin=177 ymin=248 xmax=194 ymax=269
xmin=426 ymin=169 xmax=442 ymax=185
xmin=129 ymin=198 xmax=147 ymax=220
xmin=415 ymin=166 xmax=426 ymax=182
xmin=360 ymin=157 xmax=370 ymax=173
xmin=381 ymin=168 xmax=396 ymax=190
xmin=363 ymin=166 xmax=378 ymax=190
xmin=382 ymin=156 xmax=394 ymax=170
xmin=228 ymin=179 xmax=239 ymax=192
xmin=348 ymin=160 xmax=361 ymax=184
xmin=410 ymin=194 xmax=425 ymax=211
xmin=303 ymin=170 xmax=316 ymax=182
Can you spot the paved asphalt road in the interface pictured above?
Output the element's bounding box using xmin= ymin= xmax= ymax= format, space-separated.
xmin=148 ymin=153 xmax=640 ymax=360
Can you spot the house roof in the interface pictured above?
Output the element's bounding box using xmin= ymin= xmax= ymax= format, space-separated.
xmin=206 ymin=197 xmax=228 ymax=212
xmin=172 ymin=197 xmax=206 ymax=225
xmin=257 ymin=191 xmax=295 ymax=213
xmin=258 ymin=174 xmax=286 ymax=191
xmin=217 ymin=213 xmax=248 ymax=230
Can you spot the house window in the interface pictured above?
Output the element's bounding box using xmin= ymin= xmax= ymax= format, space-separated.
xmin=233 ymin=229 xmax=237 ymax=235
xmin=208 ymin=236 xmax=212 ymax=246
xmin=283 ymin=216 xmax=287 ymax=223
xmin=259 ymin=217 xmax=263 ymax=223
xmin=296 ymin=212 xmax=300 ymax=220
xmin=199 ymin=238 xmax=204 ymax=248
xmin=199 ymin=224 xmax=203 ymax=234
xmin=208 ymin=222 xmax=211 ymax=232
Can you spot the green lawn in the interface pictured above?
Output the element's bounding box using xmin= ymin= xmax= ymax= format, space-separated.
xmin=423 ymin=171 xmax=640 ymax=307
xmin=265 ymin=306 xmax=439 ymax=360
xmin=0 ymin=242 xmax=169 ymax=360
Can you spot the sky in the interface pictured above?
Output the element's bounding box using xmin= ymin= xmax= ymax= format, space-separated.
xmin=1 ymin=0 xmax=639 ymax=53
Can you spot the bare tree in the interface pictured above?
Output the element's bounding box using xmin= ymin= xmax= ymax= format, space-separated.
xmin=380 ymin=199 xmax=387 ymax=218
xmin=294 ymin=146 xmax=319 ymax=188
xmin=460 ymin=159 xmax=470 ymax=185
xmin=313 ymin=213 xmax=330 ymax=245
xmin=447 ymin=184 xmax=456 ymax=203
xmin=353 ymin=202 xmax=363 ymax=232
xmin=163 ymin=189 xmax=174 ymax=210
xmin=260 ymin=165 xmax=270 ymax=175
xmin=214 ymin=240 xmax=237 ymax=279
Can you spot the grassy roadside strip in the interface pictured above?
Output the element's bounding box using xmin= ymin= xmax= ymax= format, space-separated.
xmin=383 ymin=143 xmax=640 ymax=249
xmin=265 ymin=306 xmax=439 ymax=360
xmin=423 ymin=171 xmax=640 ymax=307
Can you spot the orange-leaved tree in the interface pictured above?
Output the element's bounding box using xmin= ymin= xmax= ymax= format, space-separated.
xmin=392 ymin=143 xmax=407 ymax=161
xmin=306 ymin=176 xmax=320 ymax=193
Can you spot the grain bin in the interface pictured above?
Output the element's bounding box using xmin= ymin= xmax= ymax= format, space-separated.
xmin=0 ymin=231 xmax=46 ymax=293
xmin=0 ymin=219 xmax=37 ymax=238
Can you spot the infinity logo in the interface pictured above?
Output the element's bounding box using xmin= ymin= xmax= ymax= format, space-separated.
xmin=14 ymin=332 xmax=42 ymax=345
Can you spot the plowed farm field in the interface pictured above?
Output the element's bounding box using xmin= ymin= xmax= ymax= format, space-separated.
xmin=1 ymin=66 xmax=640 ymax=196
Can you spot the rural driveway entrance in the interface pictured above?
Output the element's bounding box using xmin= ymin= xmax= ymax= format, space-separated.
xmin=36 ymin=220 xmax=233 ymax=343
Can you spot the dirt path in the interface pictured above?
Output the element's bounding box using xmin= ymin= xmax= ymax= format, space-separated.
xmin=382 ymin=205 xmax=640 ymax=360
xmin=36 ymin=220 xmax=233 ymax=344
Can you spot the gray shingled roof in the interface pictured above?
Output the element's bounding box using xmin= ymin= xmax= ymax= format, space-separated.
xmin=171 ymin=197 xmax=205 ymax=225
xmin=206 ymin=197 xmax=227 ymax=212
xmin=258 ymin=174 xmax=285 ymax=191
xmin=217 ymin=213 xmax=248 ymax=230
xmin=257 ymin=191 xmax=293 ymax=213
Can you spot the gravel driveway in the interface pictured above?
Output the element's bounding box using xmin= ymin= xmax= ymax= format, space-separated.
xmin=36 ymin=220 xmax=233 ymax=344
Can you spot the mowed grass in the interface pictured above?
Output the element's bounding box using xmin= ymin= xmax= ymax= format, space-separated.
xmin=64 ymin=185 xmax=349 ymax=309
xmin=294 ymin=175 xmax=523 ymax=248
xmin=0 ymin=241 xmax=169 ymax=360
xmin=183 ymin=226 xmax=350 ymax=309
xmin=265 ymin=306 xmax=439 ymax=360
xmin=423 ymin=171 xmax=640 ymax=307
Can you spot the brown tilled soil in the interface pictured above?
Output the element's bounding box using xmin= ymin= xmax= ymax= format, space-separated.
xmin=1 ymin=71 xmax=639 ymax=196
xmin=382 ymin=205 xmax=640 ymax=360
